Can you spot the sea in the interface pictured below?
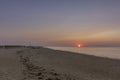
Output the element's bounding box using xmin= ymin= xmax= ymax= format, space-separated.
xmin=48 ymin=47 xmax=120 ymax=59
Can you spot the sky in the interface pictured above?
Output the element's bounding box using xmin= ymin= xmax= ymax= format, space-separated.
xmin=0 ymin=0 xmax=120 ymax=47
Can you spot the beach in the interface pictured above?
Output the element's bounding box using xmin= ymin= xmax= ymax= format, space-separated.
xmin=0 ymin=46 xmax=120 ymax=80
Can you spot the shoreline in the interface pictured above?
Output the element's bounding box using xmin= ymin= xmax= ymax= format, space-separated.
xmin=1 ymin=45 xmax=120 ymax=60
xmin=48 ymin=46 xmax=120 ymax=60
xmin=0 ymin=46 xmax=120 ymax=80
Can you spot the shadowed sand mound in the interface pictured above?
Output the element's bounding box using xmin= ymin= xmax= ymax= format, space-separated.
xmin=19 ymin=55 xmax=78 ymax=80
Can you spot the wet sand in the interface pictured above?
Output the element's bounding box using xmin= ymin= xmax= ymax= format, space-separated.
xmin=0 ymin=46 xmax=120 ymax=80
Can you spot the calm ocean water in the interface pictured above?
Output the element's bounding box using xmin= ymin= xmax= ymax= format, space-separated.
xmin=48 ymin=47 xmax=120 ymax=59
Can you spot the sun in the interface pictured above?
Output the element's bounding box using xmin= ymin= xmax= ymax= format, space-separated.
xmin=75 ymin=43 xmax=84 ymax=48
xmin=77 ymin=44 xmax=81 ymax=48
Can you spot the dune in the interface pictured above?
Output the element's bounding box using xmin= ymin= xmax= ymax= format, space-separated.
xmin=0 ymin=46 xmax=120 ymax=80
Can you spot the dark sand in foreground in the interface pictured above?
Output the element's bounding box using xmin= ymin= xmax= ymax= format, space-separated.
xmin=0 ymin=46 xmax=120 ymax=80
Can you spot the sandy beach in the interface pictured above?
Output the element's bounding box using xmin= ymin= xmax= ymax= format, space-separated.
xmin=0 ymin=46 xmax=120 ymax=80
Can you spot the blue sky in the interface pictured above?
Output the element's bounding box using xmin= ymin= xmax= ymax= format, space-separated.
xmin=0 ymin=0 xmax=120 ymax=46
